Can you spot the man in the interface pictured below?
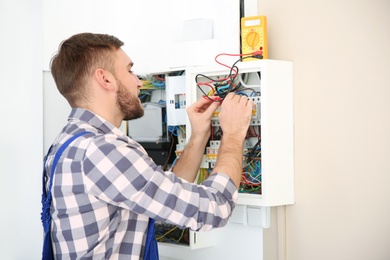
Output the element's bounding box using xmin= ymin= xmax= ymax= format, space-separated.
xmin=45 ymin=32 xmax=253 ymax=259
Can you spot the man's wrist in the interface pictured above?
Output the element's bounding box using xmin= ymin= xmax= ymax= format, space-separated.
xmin=188 ymin=132 xmax=209 ymax=147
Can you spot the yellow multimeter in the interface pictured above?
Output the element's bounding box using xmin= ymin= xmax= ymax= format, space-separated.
xmin=241 ymin=16 xmax=268 ymax=60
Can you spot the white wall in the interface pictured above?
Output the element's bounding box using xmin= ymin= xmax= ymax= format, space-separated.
xmin=260 ymin=0 xmax=390 ymax=259
xmin=43 ymin=0 xmax=240 ymax=74
xmin=0 ymin=0 xmax=43 ymax=259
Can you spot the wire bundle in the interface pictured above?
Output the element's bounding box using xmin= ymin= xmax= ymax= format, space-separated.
xmin=241 ymin=135 xmax=262 ymax=194
xmin=155 ymin=224 xmax=189 ymax=245
xmin=150 ymin=74 xmax=166 ymax=88
xmin=195 ymin=51 xmax=262 ymax=101
xmin=241 ymin=157 xmax=262 ymax=194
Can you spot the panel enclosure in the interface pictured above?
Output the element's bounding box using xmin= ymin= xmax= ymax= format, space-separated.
xmin=185 ymin=59 xmax=294 ymax=207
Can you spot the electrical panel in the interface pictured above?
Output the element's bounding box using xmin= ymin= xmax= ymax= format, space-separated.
xmin=186 ymin=60 xmax=294 ymax=207
xmin=132 ymin=59 xmax=293 ymax=249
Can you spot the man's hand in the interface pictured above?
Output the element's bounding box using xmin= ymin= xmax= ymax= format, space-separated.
xmin=186 ymin=97 xmax=221 ymax=141
xmin=171 ymin=97 xmax=220 ymax=182
xmin=219 ymin=93 xmax=253 ymax=140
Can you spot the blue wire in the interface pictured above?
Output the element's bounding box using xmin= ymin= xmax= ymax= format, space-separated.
xmin=236 ymin=91 xmax=248 ymax=96
xmin=216 ymin=85 xmax=230 ymax=93
xmin=171 ymin=157 xmax=178 ymax=168
xmin=151 ymin=81 xmax=165 ymax=88
xmin=168 ymin=125 xmax=180 ymax=136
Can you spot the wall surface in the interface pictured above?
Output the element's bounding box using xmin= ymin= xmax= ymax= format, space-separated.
xmin=0 ymin=0 xmax=43 ymax=258
xmin=43 ymin=0 xmax=240 ymax=74
xmin=260 ymin=0 xmax=390 ymax=260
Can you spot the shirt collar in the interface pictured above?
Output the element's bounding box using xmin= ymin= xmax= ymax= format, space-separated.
xmin=68 ymin=108 xmax=125 ymax=136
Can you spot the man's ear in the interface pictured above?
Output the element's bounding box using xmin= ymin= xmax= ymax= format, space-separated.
xmin=94 ymin=68 xmax=116 ymax=91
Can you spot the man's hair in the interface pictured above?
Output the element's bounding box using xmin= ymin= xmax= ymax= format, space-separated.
xmin=50 ymin=33 xmax=124 ymax=107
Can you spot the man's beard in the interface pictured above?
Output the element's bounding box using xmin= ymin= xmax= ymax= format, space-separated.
xmin=116 ymin=78 xmax=144 ymax=121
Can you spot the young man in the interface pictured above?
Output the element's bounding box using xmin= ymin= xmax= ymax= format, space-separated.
xmin=45 ymin=32 xmax=253 ymax=259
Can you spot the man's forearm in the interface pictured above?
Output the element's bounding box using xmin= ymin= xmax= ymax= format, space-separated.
xmin=211 ymin=134 xmax=244 ymax=188
xmin=171 ymin=135 xmax=208 ymax=182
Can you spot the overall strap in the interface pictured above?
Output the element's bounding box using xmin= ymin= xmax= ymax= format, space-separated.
xmin=47 ymin=131 xmax=91 ymax=196
xmin=144 ymin=218 xmax=159 ymax=260
xmin=41 ymin=131 xmax=91 ymax=232
xmin=41 ymin=131 xmax=91 ymax=260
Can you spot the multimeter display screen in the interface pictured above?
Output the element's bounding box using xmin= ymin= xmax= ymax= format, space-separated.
xmin=245 ymin=19 xmax=260 ymax=27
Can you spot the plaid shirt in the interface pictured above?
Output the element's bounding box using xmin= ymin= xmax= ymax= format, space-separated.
xmin=45 ymin=108 xmax=238 ymax=259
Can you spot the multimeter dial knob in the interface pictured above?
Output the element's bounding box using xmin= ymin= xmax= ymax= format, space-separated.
xmin=245 ymin=31 xmax=260 ymax=48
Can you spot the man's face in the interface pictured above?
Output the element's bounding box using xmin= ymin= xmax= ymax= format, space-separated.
xmin=114 ymin=49 xmax=144 ymax=121
xmin=116 ymin=77 xmax=144 ymax=120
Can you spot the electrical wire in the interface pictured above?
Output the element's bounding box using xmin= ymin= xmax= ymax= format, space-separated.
xmin=195 ymin=51 xmax=262 ymax=101
xmin=150 ymin=74 xmax=166 ymax=88
xmin=156 ymin=226 xmax=178 ymax=241
xmin=163 ymin=132 xmax=176 ymax=171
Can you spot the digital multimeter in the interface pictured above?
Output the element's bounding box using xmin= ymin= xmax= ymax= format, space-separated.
xmin=241 ymin=16 xmax=268 ymax=60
